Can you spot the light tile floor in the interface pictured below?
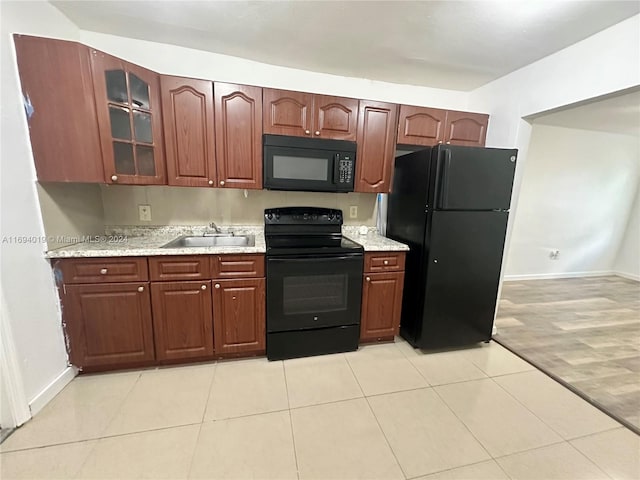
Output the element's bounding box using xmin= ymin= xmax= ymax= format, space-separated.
xmin=1 ymin=340 xmax=638 ymax=480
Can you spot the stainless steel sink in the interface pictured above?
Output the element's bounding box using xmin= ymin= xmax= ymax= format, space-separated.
xmin=161 ymin=234 xmax=255 ymax=248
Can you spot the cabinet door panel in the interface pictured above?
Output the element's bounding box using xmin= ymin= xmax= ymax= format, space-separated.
xmin=91 ymin=49 xmax=166 ymax=185
xmin=397 ymin=105 xmax=446 ymax=146
xmin=360 ymin=272 xmax=404 ymax=342
xmin=444 ymin=111 xmax=489 ymax=147
xmin=151 ymin=281 xmax=214 ymax=361
xmin=64 ymin=283 xmax=154 ymax=368
xmin=263 ymin=89 xmax=313 ymax=137
xmin=213 ymin=278 xmax=265 ymax=355
xmin=314 ymin=95 xmax=358 ymax=140
xmin=214 ymin=83 xmax=263 ymax=189
xmin=14 ymin=35 xmax=103 ymax=182
xmin=355 ymin=100 xmax=398 ymax=193
xmin=161 ymin=76 xmax=216 ymax=187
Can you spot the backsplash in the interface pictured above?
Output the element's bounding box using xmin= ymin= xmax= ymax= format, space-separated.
xmin=100 ymin=185 xmax=378 ymax=226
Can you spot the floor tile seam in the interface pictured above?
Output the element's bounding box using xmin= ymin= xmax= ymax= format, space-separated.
xmin=343 ymin=354 xmax=409 ymax=479
xmin=207 ymin=407 xmax=291 ymax=423
xmin=485 ymin=375 xmax=568 ymax=442
xmin=185 ymin=422 xmax=205 ymax=479
xmin=492 ymin=439 xmax=614 ymax=479
xmin=282 ymin=360 xmax=301 ymax=480
xmin=200 ymin=363 xmax=218 ymax=423
xmin=402 ymin=458 xmax=514 ymax=480
xmin=429 ymin=384 xmax=495 ymax=461
xmin=97 ymin=370 xmax=144 ymax=439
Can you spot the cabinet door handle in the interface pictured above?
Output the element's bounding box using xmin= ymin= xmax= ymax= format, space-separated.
xmin=137 ymin=286 xmax=144 ymax=292
xmin=111 ymin=175 xmax=118 ymax=182
xmin=438 ymin=141 xmax=443 ymax=144
xmin=314 ymin=131 xmax=320 ymax=136
xmin=383 ymin=260 xmax=389 ymax=265
xmin=208 ymin=180 xmax=214 ymax=185
xmin=201 ymin=285 xmax=207 ymax=290
xmin=214 ymin=283 xmax=221 ymax=289
xmin=219 ymin=180 xmax=225 ymax=186
xmin=446 ymin=141 xmax=451 ymax=145
xmin=304 ymin=130 xmax=310 ymax=135
xmin=365 ymin=276 xmax=371 ymax=282
xmin=100 ymin=268 xmax=108 ymax=275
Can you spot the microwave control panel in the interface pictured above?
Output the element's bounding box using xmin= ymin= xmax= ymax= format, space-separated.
xmin=336 ymin=154 xmax=354 ymax=184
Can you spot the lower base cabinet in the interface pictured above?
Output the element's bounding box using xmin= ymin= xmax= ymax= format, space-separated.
xmin=213 ymin=278 xmax=266 ymax=356
xmin=151 ymin=280 xmax=214 ymax=361
xmin=64 ymin=282 xmax=155 ymax=368
xmin=360 ymin=252 xmax=406 ymax=343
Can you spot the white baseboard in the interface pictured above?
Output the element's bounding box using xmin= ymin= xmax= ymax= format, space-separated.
xmin=29 ymin=366 xmax=77 ymax=416
xmin=504 ymin=271 xmax=614 ymax=281
xmin=614 ymin=271 xmax=640 ymax=281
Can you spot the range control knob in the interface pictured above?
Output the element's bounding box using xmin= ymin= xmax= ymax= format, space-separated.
xmin=267 ymin=213 xmax=273 ymax=220
xmin=303 ymin=213 xmax=309 ymax=220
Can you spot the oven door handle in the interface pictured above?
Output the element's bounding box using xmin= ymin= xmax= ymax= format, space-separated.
xmin=267 ymin=255 xmax=360 ymax=262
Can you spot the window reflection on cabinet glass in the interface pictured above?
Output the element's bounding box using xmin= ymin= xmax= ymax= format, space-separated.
xmin=105 ymin=70 xmax=128 ymax=104
xmin=136 ymin=146 xmax=156 ymax=176
xmin=129 ymin=74 xmax=150 ymax=109
xmin=113 ymin=142 xmax=135 ymax=175
xmin=109 ymin=106 xmax=132 ymax=140
xmin=133 ymin=111 xmax=152 ymax=143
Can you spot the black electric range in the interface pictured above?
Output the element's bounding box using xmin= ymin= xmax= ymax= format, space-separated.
xmin=264 ymin=207 xmax=364 ymax=360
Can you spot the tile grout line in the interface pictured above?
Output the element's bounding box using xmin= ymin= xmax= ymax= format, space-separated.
xmin=199 ymin=361 xmax=218 ymax=423
xmin=344 ymin=352 xmax=409 ymax=479
xmin=402 ymin=458 xmax=512 ymax=480
xmin=282 ymin=360 xmax=300 ymax=480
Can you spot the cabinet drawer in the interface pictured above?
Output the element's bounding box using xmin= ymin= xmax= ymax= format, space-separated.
xmin=56 ymin=257 xmax=148 ymax=284
xmin=211 ymin=254 xmax=265 ymax=278
xmin=149 ymin=256 xmax=211 ymax=281
xmin=364 ymin=252 xmax=406 ymax=273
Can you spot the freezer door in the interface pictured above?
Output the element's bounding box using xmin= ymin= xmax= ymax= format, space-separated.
xmin=418 ymin=210 xmax=508 ymax=348
xmin=435 ymin=146 xmax=517 ymax=210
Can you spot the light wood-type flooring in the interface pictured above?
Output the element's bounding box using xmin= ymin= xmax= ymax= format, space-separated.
xmin=495 ymin=275 xmax=640 ymax=433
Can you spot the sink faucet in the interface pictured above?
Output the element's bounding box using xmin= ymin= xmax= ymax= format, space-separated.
xmin=208 ymin=221 xmax=222 ymax=234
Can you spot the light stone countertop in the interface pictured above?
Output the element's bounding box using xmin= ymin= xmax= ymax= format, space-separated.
xmin=45 ymin=225 xmax=266 ymax=258
xmin=342 ymin=226 xmax=410 ymax=252
xmin=45 ymin=225 xmax=409 ymax=258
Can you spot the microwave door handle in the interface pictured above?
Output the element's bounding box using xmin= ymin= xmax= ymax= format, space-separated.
xmin=332 ymin=153 xmax=340 ymax=184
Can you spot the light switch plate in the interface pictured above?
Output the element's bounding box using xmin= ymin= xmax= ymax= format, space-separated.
xmin=138 ymin=204 xmax=152 ymax=222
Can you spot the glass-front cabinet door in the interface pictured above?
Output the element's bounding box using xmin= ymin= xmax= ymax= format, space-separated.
xmin=90 ymin=50 xmax=166 ymax=184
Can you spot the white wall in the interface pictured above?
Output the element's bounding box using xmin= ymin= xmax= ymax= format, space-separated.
xmin=467 ymin=14 xmax=640 ymax=291
xmin=0 ymin=2 xmax=81 ymax=413
xmin=505 ymin=125 xmax=639 ymax=279
xmin=614 ymin=184 xmax=640 ymax=280
xmin=78 ymin=31 xmax=470 ymax=111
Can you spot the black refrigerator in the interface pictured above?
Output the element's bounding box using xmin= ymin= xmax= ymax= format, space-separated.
xmin=387 ymin=145 xmax=517 ymax=349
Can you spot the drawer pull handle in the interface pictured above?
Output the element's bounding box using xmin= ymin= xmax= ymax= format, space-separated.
xmin=137 ymin=286 xmax=144 ymax=292
xmin=215 ymin=283 xmax=220 ymax=289
xmin=366 ymin=276 xmax=371 ymax=282
xmin=383 ymin=260 xmax=389 ymax=265
xmin=201 ymin=285 xmax=207 ymax=290
xmin=100 ymin=268 xmax=108 ymax=275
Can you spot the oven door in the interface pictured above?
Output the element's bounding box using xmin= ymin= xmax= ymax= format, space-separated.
xmin=266 ymin=254 xmax=363 ymax=332
xmin=264 ymin=146 xmax=352 ymax=192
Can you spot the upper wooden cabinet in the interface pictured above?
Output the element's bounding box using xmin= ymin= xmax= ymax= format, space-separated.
xmin=161 ymin=76 xmax=216 ymax=187
xmin=90 ymin=49 xmax=166 ymax=185
xmin=397 ymin=105 xmax=488 ymax=147
xmin=355 ymin=100 xmax=398 ymax=193
xmin=397 ymin=105 xmax=446 ymax=147
xmin=263 ymin=89 xmax=358 ymax=140
xmin=444 ymin=110 xmax=489 ymax=147
xmin=214 ymin=83 xmax=263 ymax=189
xmin=13 ymin=35 xmax=104 ymax=183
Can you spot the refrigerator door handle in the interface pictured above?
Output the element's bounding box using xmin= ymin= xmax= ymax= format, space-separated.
xmin=438 ymin=149 xmax=452 ymax=209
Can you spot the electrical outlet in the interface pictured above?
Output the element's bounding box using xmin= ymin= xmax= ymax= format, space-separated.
xmin=549 ymin=249 xmax=560 ymax=260
xmin=349 ymin=206 xmax=358 ymax=218
xmin=138 ymin=204 xmax=152 ymax=222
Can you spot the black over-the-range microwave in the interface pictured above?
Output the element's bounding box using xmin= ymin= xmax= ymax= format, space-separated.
xmin=263 ymin=134 xmax=356 ymax=192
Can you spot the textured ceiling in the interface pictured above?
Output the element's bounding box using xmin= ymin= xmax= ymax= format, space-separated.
xmin=52 ymin=1 xmax=640 ymax=91
xmin=533 ymin=90 xmax=640 ymax=136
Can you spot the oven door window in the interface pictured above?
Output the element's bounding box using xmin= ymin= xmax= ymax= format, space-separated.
xmin=267 ymin=255 xmax=363 ymax=331
xmin=283 ymin=273 xmax=347 ymax=315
